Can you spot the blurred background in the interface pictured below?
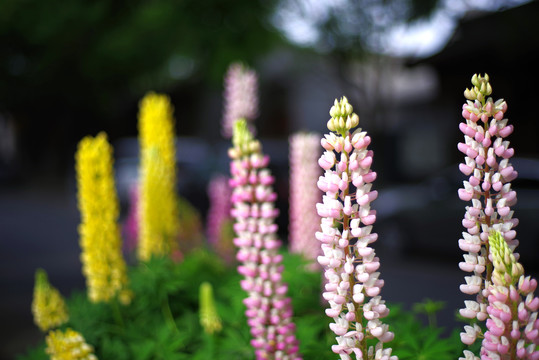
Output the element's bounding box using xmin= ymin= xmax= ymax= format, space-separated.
xmin=1 ymin=0 xmax=539 ymax=357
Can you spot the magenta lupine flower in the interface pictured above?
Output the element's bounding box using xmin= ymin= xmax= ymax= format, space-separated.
xmin=222 ymin=63 xmax=259 ymax=138
xmin=316 ymin=97 xmax=396 ymax=360
xmin=206 ymin=174 xmax=232 ymax=245
xmin=467 ymin=231 xmax=539 ymax=360
xmin=289 ymin=132 xmax=322 ymax=263
xmin=229 ymin=120 xmax=301 ymax=360
xmin=206 ymin=174 xmax=235 ymax=263
xmin=457 ymin=74 xmax=520 ymax=352
xmin=123 ymin=183 xmax=140 ymax=253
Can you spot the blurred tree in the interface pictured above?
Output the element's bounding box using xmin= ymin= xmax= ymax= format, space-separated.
xmin=0 ymin=0 xmax=281 ymax=175
xmin=272 ymin=0 xmax=440 ymax=131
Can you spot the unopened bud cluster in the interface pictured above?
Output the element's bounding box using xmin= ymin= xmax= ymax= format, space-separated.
xmin=199 ymin=282 xmax=223 ymax=335
xmin=32 ymin=269 xmax=69 ymax=332
xmin=464 ymin=73 xmax=493 ymax=102
xmin=327 ymin=97 xmax=360 ymax=134
xmin=228 ymin=120 xmax=261 ymax=160
xmin=490 ymin=231 xmax=524 ymax=287
xmin=317 ymin=97 xmax=396 ymax=360
xmin=460 ymin=232 xmax=539 ymax=359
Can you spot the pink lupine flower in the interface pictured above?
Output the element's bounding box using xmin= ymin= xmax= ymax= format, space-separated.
xmin=123 ymin=183 xmax=140 ymax=253
xmin=289 ymin=132 xmax=322 ymax=263
xmin=206 ymin=175 xmax=232 ymax=244
xmin=206 ymin=174 xmax=235 ymax=263
xmin=458 ymin=74 xmax=518 ymax=321
xmin=472 ymin=231 xmax=539 ymax=360
xmin=457 ymin=74 xmax=539 ymax=359
xmin=457 ymin=74 xmax=519 ymax=328
xmin=316 ymin=97 xmax=396 ymax=360
xmin=222 ymin=63 xmax=259 ymax=138
xmin=229 ymin=120 xmax=301 ymax=360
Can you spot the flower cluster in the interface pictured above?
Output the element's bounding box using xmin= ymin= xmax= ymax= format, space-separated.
xmin=457 ymin=74 xmax=521 ymax=346
xmin=123 ymin=184 xmax=140 ymax=253
xmin=75 ymin=132 xmax=131 ymax=304
xmin=199 ymin=281 xmax=223 ymax=335
xmin=222 ymin=63 xmax=258 ymax=138
xmin=45 ymin=328 xmax=98 ymax=360
xmin=207 ymin=175 xmax=231 ymax=246
xmin=229 ymin=119 xmax=301 ymax=360
xmin=32 ymin=269 xmax=69 ymax=332
xmin=460 ymin=232 xmax=539 ymax=359
xmin=316 ymin=97 xmax=395 ymax=360
xmin=137 ymin=92 xmax=180 ymax=261
xmin=206 ymin=175 xmax=235 ymax=263
xmin=288 ymin=132 xmax=322 ymax=264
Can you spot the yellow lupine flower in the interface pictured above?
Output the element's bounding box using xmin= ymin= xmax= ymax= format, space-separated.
xmin=45 ymin=328 xmax=98 ymax=360
xmin=75 ymin=132 xmax=131 ymax=304
xmin=137 ymin=92 xmax=179 ymax=261
xmin=31 ymin=269 xmax=69 ymax=332
xmin=199 ymin=282 xmax=222 ymax=334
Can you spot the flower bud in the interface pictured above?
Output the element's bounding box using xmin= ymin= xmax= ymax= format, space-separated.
xmin=471 ymin=74 xmax=480 ymax=87
xmin=464 ymin=88 xmax=476 ymax=100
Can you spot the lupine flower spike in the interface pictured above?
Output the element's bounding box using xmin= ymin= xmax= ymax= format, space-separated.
xmin=206 ymin=175 xmax=235 ymax=263
xmin=45 ymin=328 xmax=98 ymax=360
xmin=199 ymin=282 xmax=223 ymax=335
xmin=123 ymin=184 xmax=140 ymax=253
xmin=137 ymin=92 xmax=180 ymax=261
xmin=229 ymin=119 xmax=302 ymax=360
xmin=316 ymin=97 xmax=396 ymax=360
xmin=289 ymin=132 xmax=322 ymax=264
xmin=222 ymin=63 xmax=259 ymax=138
xmin=76 ymin=132 xmax=131 ymax=304
xmin=475 ymin=231 xmax=539 ymax=360
xmin=457 ymin=74 xmax=520 ymax=356
xmin=32 ymin=269 xmax=69 ymax=332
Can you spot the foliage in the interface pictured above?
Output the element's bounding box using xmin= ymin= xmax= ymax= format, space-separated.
xmin=0 ymin=0 xmax=283 ymax=174
xmin=275 ymin=0 xmax=439 ymax=56
xmin=19 ymin=250 xmax=466 ymax=360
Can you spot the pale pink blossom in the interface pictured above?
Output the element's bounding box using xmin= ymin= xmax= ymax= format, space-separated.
xmin=222 ymin=63 xmax=258 ymax=138
xmin=476 ymin=232 xmax=539 ymax=359
xmin=458 ymin=74 xmax=538 ymax=359
xmin=288 ymin=132 xmax=322 ymax=263
xmin=317 ymin=97 xmax=395 ymax=360
xmin=229 ymin=120 xmax=301 ymax=360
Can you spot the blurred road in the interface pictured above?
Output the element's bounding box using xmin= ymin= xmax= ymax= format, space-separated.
xmin=0 ymin=178 xmax=84 ymax=359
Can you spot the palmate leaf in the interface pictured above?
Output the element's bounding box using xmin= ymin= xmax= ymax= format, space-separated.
xmin=18 ymin=250 xmax=467 ymax=359
xmin=15 ymin=343 xmax=47 ymax=360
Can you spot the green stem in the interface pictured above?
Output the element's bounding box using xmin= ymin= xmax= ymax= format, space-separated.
xmin=428 ymin=312 xmax=437 ymax=329
xmin=111 ymin=298 xmax=125 ymax=328
xmin=204 ymin=333 xmax=216 ymax=357
xmin=161 ymin=294 xmax=181 ymax=335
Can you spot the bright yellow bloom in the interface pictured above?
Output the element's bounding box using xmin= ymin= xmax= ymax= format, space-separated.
xmin=31 ymin=269 xmax=69 ymax=332
xmin=45 ymin=328 xmax=98 ymax=360
xmin=137 ymin=92 xmax=179 ymax=261
xmin=75 ymin=132 xmax=131 ymax=304
xmin=199 ymin=282 xmax=222 ymax=334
